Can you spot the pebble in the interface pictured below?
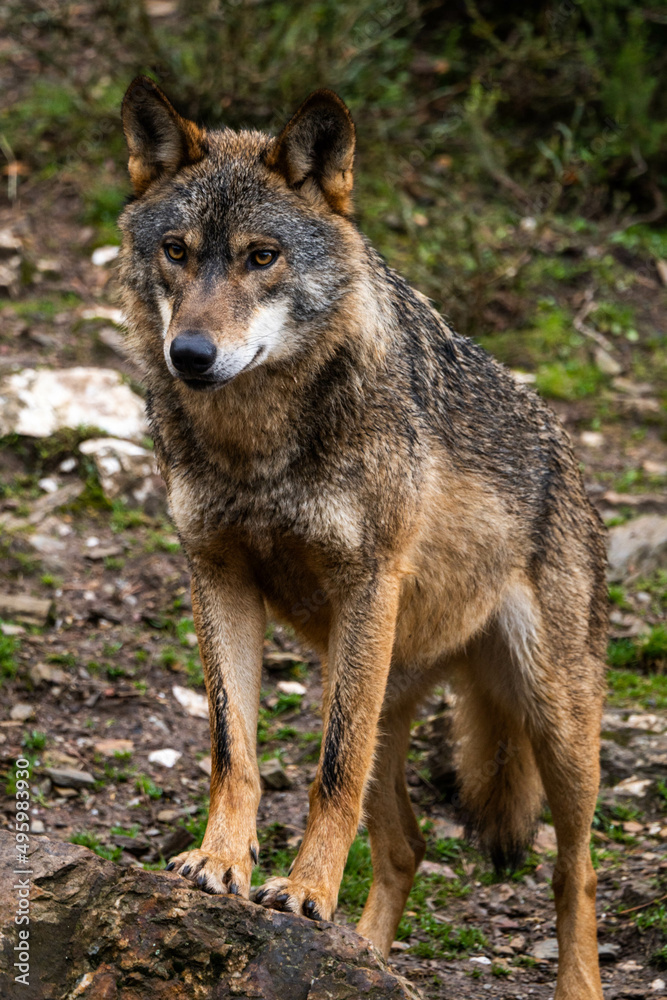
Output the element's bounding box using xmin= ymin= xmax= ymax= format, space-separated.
xmin=148 ymin=748 xmax=182 ymax=768
xmin=91 ymin=245 xmax=120 ymax=266
xmin=613 ymin=776 xmax=652 ymax=798
xmin=10 ymin=703 xmax=35 ymax=722
xmin=172 ymin=685 xmax=208 ymax=719
xmin=259 ymin=757 xmax=292 ymax=790
xmin=276 ymin=680 xmax=307 ymax=697
xmin=30 ymin=820 xmax=45 ymax=834
xmin=652 ymin=979 xmax=666 ymax=992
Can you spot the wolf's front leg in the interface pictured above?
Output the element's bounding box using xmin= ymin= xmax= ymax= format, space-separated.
xmin=167 ymin=555 xmax=264 ymax=897
xmin=256 ymin=572 xmax=401 ymax=920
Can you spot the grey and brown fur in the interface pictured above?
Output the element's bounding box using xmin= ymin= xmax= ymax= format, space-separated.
xmin=118 ymin=75 xmax=608 ymax=999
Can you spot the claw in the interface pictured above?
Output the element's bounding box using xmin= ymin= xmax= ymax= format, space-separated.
xmin=229 ymin=881 xmax=240 ymax=895
xmin=165 ymin=861 xmax=176 ymax=871
xmin=303 ymin=899 xmax=322 ymax=920
xmin=181 ymin=863 xmax=192 ymax=877
xmin=250 ymin=845 xmax=259 ymax=866
xmin=255 ymin=888 xmax=268 ymax=904
xmin=274 ymin=891 xmax=291 ymax=911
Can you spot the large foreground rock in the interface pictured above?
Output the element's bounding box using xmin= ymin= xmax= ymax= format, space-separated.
xmin=0 ymin=367 xmax=147 ymax=440
xmin=0 ymin=831 xmax=420 ymax=999
xmin=607 ymin=514 xmax=667 ymax=581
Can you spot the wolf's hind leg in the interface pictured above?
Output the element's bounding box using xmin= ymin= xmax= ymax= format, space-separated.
xmin=356 ymin=693 xmax=424 ymax=958
xmin=526 ymin=659 xmax=604 ymax=1000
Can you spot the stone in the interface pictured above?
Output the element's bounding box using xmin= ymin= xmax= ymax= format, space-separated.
xmin=0 ymin=832 xmax=420 ymax=998
xmin=276 ymin=680 xmax=307 ymax=696
xmin=9 ymin=703 xmax=35 ymax=722
xmin=533 ymin=938 xmax=559 ymax=961
xmin=30 ymin=819 xmax=45 ymax=834
xmin=172 ymin=684 xmax=208 ymax=719
xmin=148 ymin=748 xmax=182 ymax=768
xmin=93 ymin=738 xmax=134 ymax=756
xmin=42 ymin=767 xmax=95 ymax=789
xmin=91 ymin=245 xmax=120 ymax=266
xmin=607 ymin=515 xmax=667 ymax=581
xmin=197 ymin=755 xmax=212 ymax=776
xmin=78 ymin=437 xmax=154 ymax=503
xmin=30 ymin=662 xmax=70 ymax=686
xmin=600 ymin=739 xmax=638 ymax=784
xmin=259 ymin=757 xmax=292 ymax=790
xmin=533 ymin=823 xmax=557 ymax=853
xmin=419 ymin=860 xmax=457 ymax=879
xmin=625 ymin=713 xmax=667 ymax=733
xmin=597 ymin=942 xmax=620 ymax=962
xmin=0 ymin=594 xmax=53 ymax=626
xmin=0 ymin=367 xmax=147 ymax=440
xmin=613 ymin=776 xmax=652 ymax=797
xmin=594 ymin=346 xmax=622 ymax=376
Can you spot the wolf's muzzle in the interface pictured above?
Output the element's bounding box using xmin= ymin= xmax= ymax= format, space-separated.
xmin=170 ymin=332 xmax=217 ymax=377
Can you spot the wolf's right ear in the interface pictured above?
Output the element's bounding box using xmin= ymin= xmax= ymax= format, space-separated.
xmin=265 ymin=90 xmax=355 ymax=215
xmin=121 ymin=76 xmax=207 ymax=196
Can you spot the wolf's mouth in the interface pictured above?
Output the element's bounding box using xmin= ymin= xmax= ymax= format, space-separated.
xmin=178 ymin=347 xmax=265 ymax=391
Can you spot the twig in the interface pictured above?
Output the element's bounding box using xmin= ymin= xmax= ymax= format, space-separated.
xmin=617 ymin=892 xmax=667 ymax=916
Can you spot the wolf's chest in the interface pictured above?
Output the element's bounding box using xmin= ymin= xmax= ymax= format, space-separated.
xmin=168 ymin=466 xmax=365 ymax=561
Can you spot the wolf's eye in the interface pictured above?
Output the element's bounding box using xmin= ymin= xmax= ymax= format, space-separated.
xmin=164 ymin=243 xmax=186 ymax=263
xmin=249 ymin=249 xmax=277 ymax=269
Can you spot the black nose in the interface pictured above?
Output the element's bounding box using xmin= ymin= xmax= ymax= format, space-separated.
xmin=170 ymin=332 xmax=217 ymax=376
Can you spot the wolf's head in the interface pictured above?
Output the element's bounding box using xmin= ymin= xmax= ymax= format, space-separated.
xmin=118 ymin=77 xmax=363 ymax=391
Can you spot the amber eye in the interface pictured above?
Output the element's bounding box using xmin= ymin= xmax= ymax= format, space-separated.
xmin=164 ymin=242 xmax=186 ymax=263
xmin=249 ymin=249 xmax=277 ymax=268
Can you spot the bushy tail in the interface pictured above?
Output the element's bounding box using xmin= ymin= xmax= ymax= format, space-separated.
xmin=450 ymin=683 xmax=544 ymax=872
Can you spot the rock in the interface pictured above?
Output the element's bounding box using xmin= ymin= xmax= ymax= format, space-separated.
xmin=30 ymin=819 xmax=45 ymax=834
xmin=0 ymin=593 xmax=53 ymax=626
xmin=264 ymin=649 xmax=306 ymax=668
xmin=42 ymin=767 xmax=95 ymax=789
xmin=598 ymin=942 xmax=620 ymax=962
xmin=9 ymin=703 xmax=35 ymax=722
xmin=156 ymin=808 xmax=182 ymax=823
xmin=172 ymin=684 xmax=208 ymax=719
xmin=93 ymin=738 xmax=134 ymax=756
xmin=419 ymin=860 xmax=457 ymax=879
xmin=0 ymin=262 xmax=19 ymax=297
xmin=580 ymin=430 xmax=604 ymax=448
xmin=276 ymin=680 xmax=307 ymax=696
xmin=607 ymin=515 xmax=667 ymax=581
xmin=197 ymin=755 xmax=212 ymax=776
xmin=111 ymin=834 xmax=149 ymax=857
xmin=153 ymin=827 xmax=194 ymax=861
xmin=0 ymin=622 xmax=25 ymax=636
xmin=431 ymin=817 xmax=465 ymax=840
xmin=91 ymin=245 xmax=120 ymax=266
xmin=625 ymin=713 xmax=667 ymax=734
xmin=620 ymin=879 xmax=657 ymax=909
xmin=613 ymin=776 xmax=652 ymax=798
xmin=259 ymin=757 xmax=292 ymax=790
xmin=594 ymin=346 xmax=622 ymax=376
xmin=0 ymin=831 xmax=420 ymax=999
xmin=148 ymin=748 xmax=182 ymax=768
xmin=30 ymin=662 xmax=70 ymax=686
xmin=600 ymin=739 xmax=638 ymax=784
xmin=652 ymin=979 xmax=667 ymax=992
xmin=533 ymin=823 xmax=557 ymax=853
xmin=0 ymin=367 xmax=147 ymax=440
xmin=78 ymin=437 xmax=155 ymax=504
xmin=533 ymin=938 xmax=559 ymax=961
xmin=0 ymin=228 xmax=22 ymax=258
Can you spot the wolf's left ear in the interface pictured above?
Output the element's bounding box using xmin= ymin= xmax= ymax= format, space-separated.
xmin=122 ymin=76 xmax=207 ymax=196
xmin=265 ymin=90 xmax=355 ymax=215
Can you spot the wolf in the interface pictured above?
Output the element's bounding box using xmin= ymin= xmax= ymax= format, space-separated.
xmin=119 ymin=75 xmax=608 ymax=999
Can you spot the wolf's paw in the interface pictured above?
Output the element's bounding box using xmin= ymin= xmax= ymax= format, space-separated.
xmin=253 ymin=876 xmax=334 ymax=921
xmin=166 ymin=845 xmax=258 ymax=897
